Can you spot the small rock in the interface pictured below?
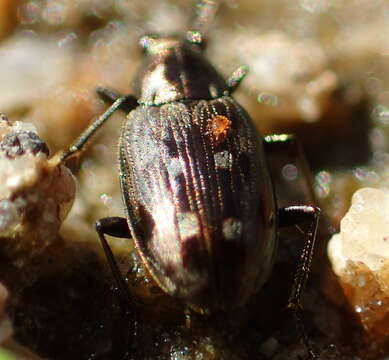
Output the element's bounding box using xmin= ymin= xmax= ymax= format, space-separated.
xmin=328 ymin=187 xmax=389 ymax=339
xmin=0 ymin=114 xmax=76 ymax=260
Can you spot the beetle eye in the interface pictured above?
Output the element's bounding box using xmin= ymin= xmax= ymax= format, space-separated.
xmin=186 ymin=30 xmax=207 ymax=50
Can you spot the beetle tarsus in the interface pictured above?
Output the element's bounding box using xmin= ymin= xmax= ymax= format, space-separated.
xmin=96 ymin=87 xmax=138 ymax=113
xmin=290 ymin=303 xmax=317 ymax=359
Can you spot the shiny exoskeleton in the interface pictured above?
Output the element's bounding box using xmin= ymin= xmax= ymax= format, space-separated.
xmin=119 ymin=37 xmax=277 ymax=313
xmin=61 ymin=4 xmax=320 ymax=358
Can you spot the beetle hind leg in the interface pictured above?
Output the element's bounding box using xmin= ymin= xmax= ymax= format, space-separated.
xmin=96 ymin=216 xmax=136 ymax=359
xmin=96 ymin=216 xmax=133 ymax=298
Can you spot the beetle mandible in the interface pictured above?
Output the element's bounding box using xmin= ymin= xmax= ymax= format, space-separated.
xmin=60 ymin=0 xmax=320 ymax=357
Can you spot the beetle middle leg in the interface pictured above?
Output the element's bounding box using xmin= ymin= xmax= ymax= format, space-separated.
xmin=96 ymin=216 xmax=136 ymax=359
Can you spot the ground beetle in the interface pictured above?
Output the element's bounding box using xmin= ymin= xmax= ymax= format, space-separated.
xmin=61 ymin=1 xmax=320 ymax=357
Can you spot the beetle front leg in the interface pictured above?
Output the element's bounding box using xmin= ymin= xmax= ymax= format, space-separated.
xmin=96 ymin=216 xmax=136 ymax=359
xmin=96 ymin=87 xmax=138 ymax=113
xmin=60 ymin=94 xmax=138 ymax=163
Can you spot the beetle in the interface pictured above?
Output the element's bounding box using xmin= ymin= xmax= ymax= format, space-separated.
xmin=60 ymin=0 xmax=320 ymax=357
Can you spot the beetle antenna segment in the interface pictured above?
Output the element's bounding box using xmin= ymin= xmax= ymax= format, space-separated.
xmin=60 ymin=96 xmax=136 ymax=163
xmin=226 ymin=65 xmax=249 ymax=94
xmin=187 ymin=0 xmax=219 ymax=44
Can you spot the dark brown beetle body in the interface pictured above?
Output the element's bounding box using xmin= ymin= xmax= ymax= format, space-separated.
xmin=119 ymin=38 xmax=277 ymax=313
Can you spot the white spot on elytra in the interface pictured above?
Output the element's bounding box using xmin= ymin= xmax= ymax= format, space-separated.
xmin=222 ymin=217 xmax=242 ymax=241
xmin=136 ymin=133 xmax=159 ymax=166
xmin=177 ymin=212 xmax=200 ymax=239
xmin=214 ymin=150 xmax=230 ymax=169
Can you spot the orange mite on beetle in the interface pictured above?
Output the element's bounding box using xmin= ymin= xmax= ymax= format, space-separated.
xmin=207 ymin=115 xmax=232 ymax=146
xmin=60 ymin=1 xmax=320 ymax=358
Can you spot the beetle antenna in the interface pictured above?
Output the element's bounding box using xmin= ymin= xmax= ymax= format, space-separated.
xmin=187 ymin=0 xmax=220 ymax=44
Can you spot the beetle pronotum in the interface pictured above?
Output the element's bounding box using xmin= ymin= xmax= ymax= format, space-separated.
xmin=60 ymin=1 xmax=320 ymax=358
